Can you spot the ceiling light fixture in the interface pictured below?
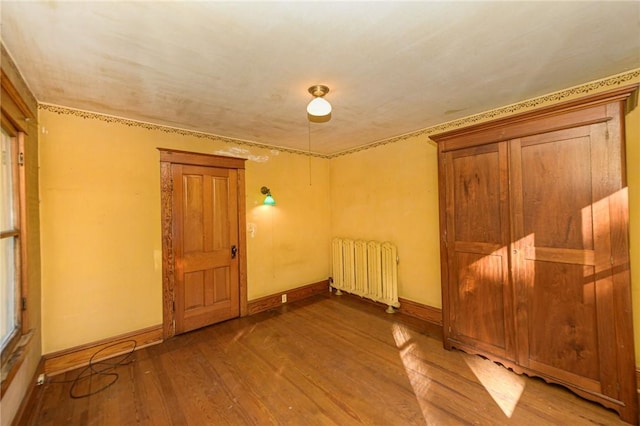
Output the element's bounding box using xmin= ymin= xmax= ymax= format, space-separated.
xmin=307 ymin=85 xmax=331 ymax=117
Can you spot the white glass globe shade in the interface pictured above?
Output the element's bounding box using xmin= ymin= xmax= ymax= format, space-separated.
xmin=307 ymin=97 xmax=332 ymax=116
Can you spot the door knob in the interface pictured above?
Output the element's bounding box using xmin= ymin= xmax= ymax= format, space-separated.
xmin=231 ymin=245 xmax=238 ymax=259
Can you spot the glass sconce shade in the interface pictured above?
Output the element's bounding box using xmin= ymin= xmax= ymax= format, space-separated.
xmin=263 ymin=194 xmax=276 ymax=206
xmin=261 ymin=186 xmax=275 ymax=205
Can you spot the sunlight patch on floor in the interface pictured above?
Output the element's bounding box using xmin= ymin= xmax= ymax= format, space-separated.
xmin=391 ymin=323 xmax=434 ymax=423
xmin=462 ymin=353 xmax=526 ymax=418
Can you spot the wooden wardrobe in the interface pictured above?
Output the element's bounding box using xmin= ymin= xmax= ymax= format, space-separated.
xmin=431 ymin=85 xmax=638 ymax=424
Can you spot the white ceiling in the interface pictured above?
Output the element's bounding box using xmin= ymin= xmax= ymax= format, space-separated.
xmin=2 ymin=1 xmax=639 ymax=155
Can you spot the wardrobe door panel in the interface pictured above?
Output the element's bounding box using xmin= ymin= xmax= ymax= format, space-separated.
xmin=452 ymin=251 xmax=507 ymax=351
xmin=451 ymin=147 xmax=502 ymax=243
xmin=528 ymin=262 xmax=600 ymax=386
xmin=512 ymin=122 xmax=620 ymax=396
xmin=520 ymin=132 xmax=593 ymax=251
xmin=444 ymin=143 xmax=514 ymax=360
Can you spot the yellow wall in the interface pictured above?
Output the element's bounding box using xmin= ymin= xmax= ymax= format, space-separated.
xmin=330 ymin=135 xmax=441 ymax=307
xmin=626 ymin=97 xmax=640 ymax=367
xmin=245 ymin=149 xmax=331 ymax=298
xmin=37 ymin=71 xmax=640 ymax=370
xmin=330 ymin=77 xmax=640 ymax=366
xmin=38 ymin=109 xmax=330 ymax=353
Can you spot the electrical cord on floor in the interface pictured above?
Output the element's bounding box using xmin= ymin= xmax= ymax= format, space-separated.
xmin=48 ymin=339 xmax=137 ymax=399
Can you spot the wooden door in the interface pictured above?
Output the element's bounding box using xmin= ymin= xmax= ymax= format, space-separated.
xmin=172 ymin=163 xmax=240 ymax=334
xmin=443 ymin=142 xmax=515 ymax=362
xmin=159 ymin=149 xmax=247 ymax=339
xmin=510 ymin=119 xmax=637 ymax=420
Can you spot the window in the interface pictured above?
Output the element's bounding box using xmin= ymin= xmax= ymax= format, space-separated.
xmin=0 ymin=71 xmax=34 ymax=399
xmin=0 ymin=125 xmax=21 ymax=354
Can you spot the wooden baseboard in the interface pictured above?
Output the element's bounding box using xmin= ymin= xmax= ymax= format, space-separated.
xmin=332 ymin=292 xmax=443 ymax=327
xmin=43 ymin=325 xmax=163 ymax=376
xmin=247 ymin=280 xmax=330 ymax=315
xmin=11 ymin=357 xmax=45 ymax=426
xmin=398 ymin=297 xmax=443 ymax=326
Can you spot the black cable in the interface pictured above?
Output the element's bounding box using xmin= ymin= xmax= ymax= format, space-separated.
xmin=48 ymin=339 xmax=137 ymax=399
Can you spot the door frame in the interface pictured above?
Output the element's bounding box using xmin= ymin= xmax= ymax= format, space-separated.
xmin=158 ymin=148 xmax=248 ymax=339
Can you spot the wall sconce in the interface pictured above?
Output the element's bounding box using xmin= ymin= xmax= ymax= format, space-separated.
xmin=260 ymin=186 xmax=276 ymax=206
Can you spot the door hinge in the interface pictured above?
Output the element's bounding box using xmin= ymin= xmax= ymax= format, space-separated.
xmin=172 ymin=299 xmax=175 ymax=312
xmin=444 ymin=230 xmax=448 ymax=248
xmin=18 ymin=152 xmax=24 ymax=166
xmin=21 ymin=297 xmax=27 ymax=311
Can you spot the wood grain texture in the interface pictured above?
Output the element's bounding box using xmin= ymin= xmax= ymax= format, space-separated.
xmin=17 ymin=133 xmax=29 ymax=333
xmin=159 ymin=161 xmax=175 ymax=339
xmin=443 ymin=141 xmax=514 ymax=362
xmin=22 ymin=295 xmax=629 ymax=425
xmin=159 ymin=149 xmax=248 ymax=339
xmin=0 ymin=83 xmax=33 ymax=133
xmin=237 ymin=169 xmax=248 ymax=317
xmin=173 ymin=165 xmax=239 ymax=334
xmin=397 ymin=297 xmax=442 ymax=325
xmin=434 ymin=88 xmax=638 ymax=423
xmin=431 ymin=84 xmax=639 ymax=152
xmin=0 ymin=45 xmax=38 ymax=116
xmin=1 ymin=79 xmax=36 ymax=401
xmin=158 ymin=149 xmax=246 ymax=169
xmin=43 ymin=325 xmax=163 ymax=376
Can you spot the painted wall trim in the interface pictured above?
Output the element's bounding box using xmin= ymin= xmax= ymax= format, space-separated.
xmin=37 ymin=68 xmax=640 ymax=159
xmin=398 ymin=297 xmax=443 ymax=326
xmin=330 ymin=68 xmax=640 ymax=158
xmin=42 ymin=325 xmax=163 ymax=376
xmin=247 ymin=280 xmax=330 ymax=315
xmin=37 ymin=103 xmax=329 ymax=159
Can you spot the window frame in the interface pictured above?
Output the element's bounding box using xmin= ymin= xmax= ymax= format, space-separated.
xmin=0 ymin=109 xmax=30 ymax=398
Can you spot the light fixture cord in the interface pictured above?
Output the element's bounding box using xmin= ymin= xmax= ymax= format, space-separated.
xmin=270 ymin=206 xmax=275 ymax=279
xmin=308 ymin=119 xmax=312 ymax=186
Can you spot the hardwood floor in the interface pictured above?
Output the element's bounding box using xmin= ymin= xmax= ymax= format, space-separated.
xmin=23 ymin=294 xmax=628 ymax=425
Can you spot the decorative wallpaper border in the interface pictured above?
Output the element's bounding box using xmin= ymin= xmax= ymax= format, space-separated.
xmin=38 ymin=68 xmax=639 ymax=160
xmin=37 ymin=103 xmax=330 ymax=159
xmin=329 ymin=68 xmax=640 ymax=158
